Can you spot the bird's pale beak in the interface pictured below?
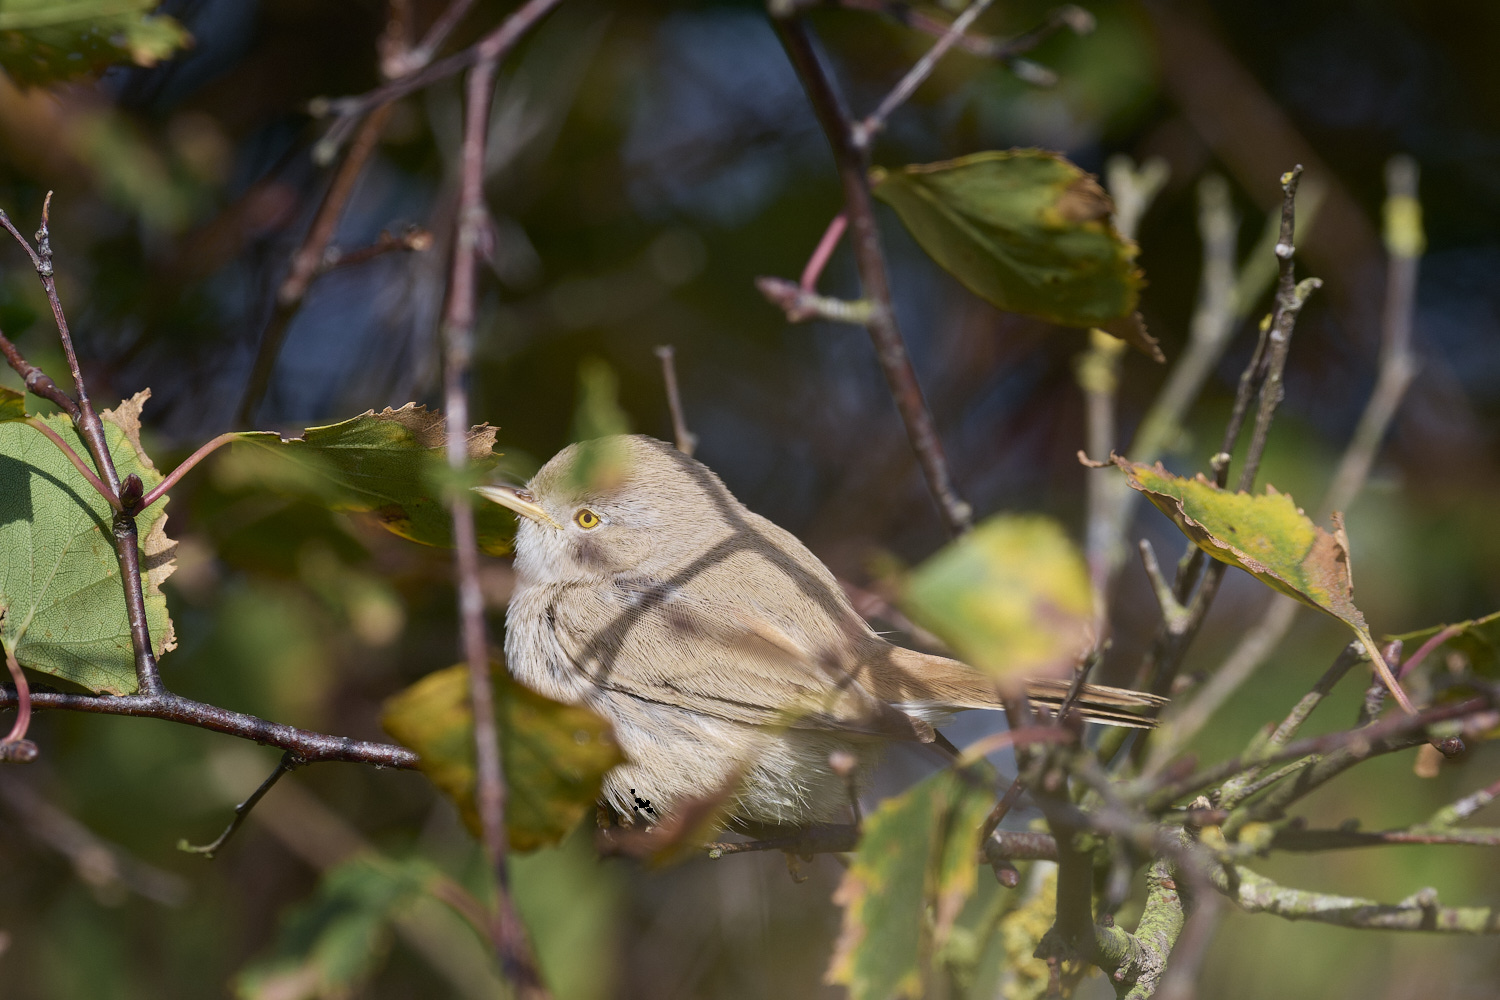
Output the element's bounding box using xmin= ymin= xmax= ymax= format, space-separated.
xmin=471 ymin=484 xmax=563 ymax=529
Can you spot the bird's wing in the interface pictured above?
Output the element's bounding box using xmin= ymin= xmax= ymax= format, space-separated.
xmin=547 ymin=579 xmax=932 ymax=742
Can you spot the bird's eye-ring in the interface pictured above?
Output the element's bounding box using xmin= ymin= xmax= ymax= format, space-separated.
xmin=574 ymin=508 xmax=601 ymax=529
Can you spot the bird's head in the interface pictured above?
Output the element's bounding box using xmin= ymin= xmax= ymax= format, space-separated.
xmin=474 ymin=435 xmax=738 ymax=585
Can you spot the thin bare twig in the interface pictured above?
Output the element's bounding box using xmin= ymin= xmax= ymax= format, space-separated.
xmin=1080 ymin=156 xmax=1167 ymax=619
xmin=1133 ymin=168 xmax=1319 ymax=704
xmin=441 ymin=25 xmax=550 ymax=996
xmin=851 ymin=0 xmax=997 ymax=149
xmin=315 ymin=0 xmax=566 ymax=159
xmin=1209 ymin=864 xmax=1499 ymax=933
xmin=755 ymin=276 xmax=875 ymax=324
xmin=1427 ymin=776 xmax=1500 ymax=829
xmin=179 ymin=751 xmax=303 ymax=858
xmin=1144 ymin=157 xmax=1426 ymax=757
xmin=771 ymin=13 xmax=973 ymax=535
xmin=390 ymin=0 xmax=480 ymax=76
xmin=0 ymin=328 xmax=78 ymax=416
xmin=0 ymin=686 xmax=417 ymax=766
xmin=319 ymin=226 xmax=435 ymax=274
xmin=838 ymin=1 xmax=1094 ymax=84
xmin=654 ymin=345 xmax=697 ymax=456
xmin=236 ymin=101 xmax=396 ymax=428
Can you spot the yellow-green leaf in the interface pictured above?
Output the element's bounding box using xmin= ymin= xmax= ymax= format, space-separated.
xmin=228 ymin=404 xmax=515 ymax=555
xmin=0 ymin=385 xmax=25 ymax=420
xmin=828 ymin=770 xmax=994 ymax=1000
xmin=871 ymin=150 xmax=1159 ymax=359
xmin=381 ymin=663 xmax=622 ymax=852
xmin=0 ymin=391 xmax=175 ymax=693
xmin=903 ymin=514 xmax=1093 ymax=681
xmin=1115 ymin=458 xmax=1408 ymax=708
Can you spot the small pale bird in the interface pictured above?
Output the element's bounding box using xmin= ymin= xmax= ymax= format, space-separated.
xmin=475 ymin=435 xmax=1164 ymax=829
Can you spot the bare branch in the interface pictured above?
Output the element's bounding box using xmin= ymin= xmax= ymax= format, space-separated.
xmin=1210 ymin=864 xmax=1499 ymax=933
xmin=851 ymin=0 xmax=997 ymax=150
xmin=1145 ymin=156 xmax=1428 ymax=754
xmin=770 ymin=13 xmax=973 ymax=535
xmin=440 ymin=23 xmax=550 ymax=995
xmin=0 ymin=686 xmax=418 ymax=767
xmin=755 ymin=276 xmax=875 ymax=324
xmin=236 ymin=101 xmax=397 ymax=428
xmin=179 ymin=751 xmax=303 ymax=858
xmin=654 ymin=345 xmax=697 ymax=456
xmin=0 ymin=328 xmax=78 ymax=417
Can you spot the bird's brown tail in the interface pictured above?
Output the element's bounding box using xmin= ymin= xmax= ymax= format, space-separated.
xmin=866 ymin=645 xmax=1168 ymax=729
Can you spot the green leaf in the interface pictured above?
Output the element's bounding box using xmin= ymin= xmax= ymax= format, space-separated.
xmin=382 ymin=663 xmax=623 ymax=852
xmin=871 ymin=150 xmax=1160 ymax=359
xmin=0 ymin=385 xmax=25 ymax=420
xmin=1114 ymin=458 xmax=1405 ymax=703
xmin=903 ymin=514 xmax=1093 ymax=681
xmin=0 ymin=0 xmax=191 ymax=86
xmin=1388 ymin=610 xmax=1500 ymax=678
xmin=233 ymin=855 xmax=444 ymax=1000
xmin=827 ymin=770 xmax=994 ymax=1000
xmin=0 ymin=391 xmax=175 ymax=693
xmin=229 ymin=404 xmax=516 ymax=555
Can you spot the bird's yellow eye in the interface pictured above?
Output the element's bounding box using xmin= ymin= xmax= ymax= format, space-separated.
xmin=574 ymin=508 xmax=600 ymax=529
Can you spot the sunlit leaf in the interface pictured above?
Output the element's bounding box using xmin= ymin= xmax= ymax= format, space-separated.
xmin=230 ymin=404 xmax=515 ymax=555
xmin=1388 ymin=610 xmax=1500 ymax=678
xmin=0 ymin=390 xmax=176 ymax=693
xmin=903 ymin=514 xmax=1093 ymax=681
xmin=827 ymin=770 xmax=994 ymax=1000
xmin=0 ymin=385 xmax=25 ymax=420
xmin=871 ymin=150 xmax=1160 ymax=359
xmin=1114 ymin=458 xmax=1398 ymax=692
xmin=382 ymin=663 xmax=623 ymax=852
xmin=0 ymin=0 xmax=191 ymax=86
xmin=233 ymin=855 xmax=446 ymax=1000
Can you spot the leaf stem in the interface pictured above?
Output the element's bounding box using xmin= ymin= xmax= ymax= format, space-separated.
xmin=138 ymin=432 xmax=243 ymax=511
xmin=23 ymin=418 xmax=120 ymax=510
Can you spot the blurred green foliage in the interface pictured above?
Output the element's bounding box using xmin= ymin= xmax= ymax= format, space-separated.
xmin=0 ymin=1 xmax=1498 ymax=998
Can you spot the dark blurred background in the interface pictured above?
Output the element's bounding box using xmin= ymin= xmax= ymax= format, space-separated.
xmin=1 ymin=1 xmax=1498 ymax=997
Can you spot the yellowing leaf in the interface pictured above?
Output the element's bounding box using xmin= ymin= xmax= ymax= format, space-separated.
xmin=871 ymin=151 xmax=1160 ymax=359
xmin=230 ymin=404 xmax=515 ymax=555
xmin=0 ymin=386 xmax=25 ymax=420
xmin=1114 ymin=458 xmax=1411 ymax=710
xmin=827 ymin=770 xmax=994 ymax=1000
xmin=0 ymin=0 xmax=191 ymax=86
xmin=0 ymin=390 xmax=176 ymax=693
xmin=903 ymin=514 xmax=1093 ymax=680
xmin=381 ymin=663 xmax=622 ymax=852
